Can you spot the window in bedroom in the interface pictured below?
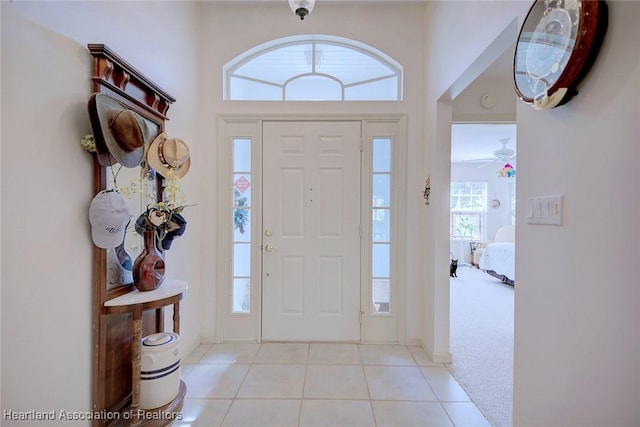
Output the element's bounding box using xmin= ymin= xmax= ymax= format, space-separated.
xmin=223 ymin=34 xmax=403 ymax=101
xmin=450 ymin=181 xmax=487 ymax=240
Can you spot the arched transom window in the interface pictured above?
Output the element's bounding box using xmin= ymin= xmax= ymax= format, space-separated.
xmin=223 ymin=35 xmax=403 ymax=101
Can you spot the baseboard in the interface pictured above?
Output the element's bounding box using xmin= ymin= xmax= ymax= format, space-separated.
xmin=198 ymin=335 xmax=447 ymax=360
xmin=199 ymin=334 xmax=217 ymax=344
xmin=429 ymin=351 xmax=452 ymax=364
xmin=422 ymin=341 xmax=453 ymax=363
xmin=405 ymin=338 xmax=422 ymax=346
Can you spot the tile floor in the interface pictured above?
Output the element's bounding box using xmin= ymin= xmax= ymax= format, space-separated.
xmin=171 ymin=342 xmax=491 ymax=427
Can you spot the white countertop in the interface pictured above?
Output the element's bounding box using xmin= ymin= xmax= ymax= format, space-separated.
xmin=104 ymin=279 xmax=188 ymax=307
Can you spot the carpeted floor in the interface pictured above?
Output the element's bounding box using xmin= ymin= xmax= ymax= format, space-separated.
xmin=448 ymin=265 xmax=514 ymax=427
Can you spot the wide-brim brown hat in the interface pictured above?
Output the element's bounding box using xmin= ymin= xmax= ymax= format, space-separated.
xmin=146 ymin=132 xmax=191 ymax=178
xmin=88 ymin=93 xmax=156 ymax=168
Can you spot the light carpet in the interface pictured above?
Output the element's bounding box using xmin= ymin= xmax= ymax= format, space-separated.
xmin=448 ymin=265 xmax=514 ymax=427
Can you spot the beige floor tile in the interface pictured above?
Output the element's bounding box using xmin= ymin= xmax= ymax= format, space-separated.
xmin=184 ymin=364 xmax=249 ymax=398
xmin=372 ymin=401 xmax=454 ymax=427
xmin=222 ymin=399 xmax=300 ymax=427
xmin=180 ymin=363 xmax=195 ymax=378
xmin=183 ymin=343 xmax=213 ymax=364
xmin=308 ymin=343 xmax=361 ymax=364
xmin=421 ymin=366 xmax=471 ymax=402
xmin=359 ymin=344 xmax=416 ymax=366
xmin=178 ymin=342 xmax=490 ymax=426
xmin=408 ymin=345 xmax=441 ymax=366
xmin=365 ymin=366 xmax=437 ymax=401
xmin=237 ymin=364 xmax=306 ymax=398
xmin=441 ymin=402 xmax=492 ymax=427
xmin=255 ymin=342 xmax=309 ymax=364
xmin=200 ymin=343 xmax=260 ymax=364
xmin=300 ymin=400 xmax=375 ymax=427
xmin=304 ymin=365 xmax=369 ymax=399
xmin=171 ymin=398 xmax=231 ymax=427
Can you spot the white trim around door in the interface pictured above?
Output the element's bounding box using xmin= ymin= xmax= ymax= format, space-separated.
xmin=216 ymin=115 xmax=406 ymax=344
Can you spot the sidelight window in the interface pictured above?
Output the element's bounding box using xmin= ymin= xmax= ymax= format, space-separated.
xmin=372 ymin=138 xmax=391 ymax=314
xmin=232 ymin=138 xmax=252 ymax=313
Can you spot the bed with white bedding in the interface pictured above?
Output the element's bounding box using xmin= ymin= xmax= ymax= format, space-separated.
xmin=478 ymin=225 xmax=515 ymax=285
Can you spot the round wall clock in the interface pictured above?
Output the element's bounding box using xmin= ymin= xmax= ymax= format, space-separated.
xmin=513 ymin=0 xmax=608 ymax=109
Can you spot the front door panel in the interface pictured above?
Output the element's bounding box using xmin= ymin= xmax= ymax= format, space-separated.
xmin=262 ymin=121 xmax=361 ymax=341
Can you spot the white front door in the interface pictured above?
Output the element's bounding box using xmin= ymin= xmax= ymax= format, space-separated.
xmin=262 ymin=121 xmax=362 ymax=341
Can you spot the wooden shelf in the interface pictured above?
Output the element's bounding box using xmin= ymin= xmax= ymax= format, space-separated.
xmin=105 ymin=280 xmax=188 ymax=312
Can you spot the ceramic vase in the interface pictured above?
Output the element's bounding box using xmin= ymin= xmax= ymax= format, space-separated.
xmin=133 ymin=230 xmax=165 ymax=291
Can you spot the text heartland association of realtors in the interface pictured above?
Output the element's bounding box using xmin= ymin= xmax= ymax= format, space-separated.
xmin=3 ymin=409 xmax=182 ymax=421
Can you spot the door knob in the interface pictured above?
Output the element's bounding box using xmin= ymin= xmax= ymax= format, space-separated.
xmin=265 ymin=244 xmax=274 ymax=252
xmin=264 ymin=229 xmax=273 ymax=237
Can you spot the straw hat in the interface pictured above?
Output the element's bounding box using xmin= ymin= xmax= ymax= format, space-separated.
xmin=146 ymin=132 xmax=191 ymax=178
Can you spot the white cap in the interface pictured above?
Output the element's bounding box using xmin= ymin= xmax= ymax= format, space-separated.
xmin=89 ymin=190 xmax=130 ymax=249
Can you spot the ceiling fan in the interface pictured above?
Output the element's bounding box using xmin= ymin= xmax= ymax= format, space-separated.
xmin=460 ymin=137 xmax=516 ymax=167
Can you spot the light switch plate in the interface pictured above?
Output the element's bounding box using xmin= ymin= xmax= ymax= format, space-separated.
xmin=526 ymin=194 xmax=563 ymax=225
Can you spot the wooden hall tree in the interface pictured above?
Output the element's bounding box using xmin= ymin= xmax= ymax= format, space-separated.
xmin=87 ymin=44 xmax=186 ymax=426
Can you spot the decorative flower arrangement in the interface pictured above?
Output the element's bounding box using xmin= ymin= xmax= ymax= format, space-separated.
xmin=136 ymin=202 xmax=185 ymax=240
xmin=499 ymin=163 xmax=516 ymax=178
xmin=81 ymin=134 xmax=97 ymax=153
xmin=132 ymin=169 xmax=190 ymax=243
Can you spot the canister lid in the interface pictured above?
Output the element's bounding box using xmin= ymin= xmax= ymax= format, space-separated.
xmin=142 ymin=333 xmax=175 ymax=346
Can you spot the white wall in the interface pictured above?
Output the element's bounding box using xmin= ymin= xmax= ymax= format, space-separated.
xmin=424 ymin=1 xmax=640 ymax=425
xmin=1 ymin=2 xmax=202 ymax=424
xmin=512 ymin=2 xmax=640 ymax=424
xmin=453 ymin=75 xmax=517 ymax=123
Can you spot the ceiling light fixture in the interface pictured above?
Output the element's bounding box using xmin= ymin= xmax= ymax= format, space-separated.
xmin=289 ymin=0 xmax=315 ymax=20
